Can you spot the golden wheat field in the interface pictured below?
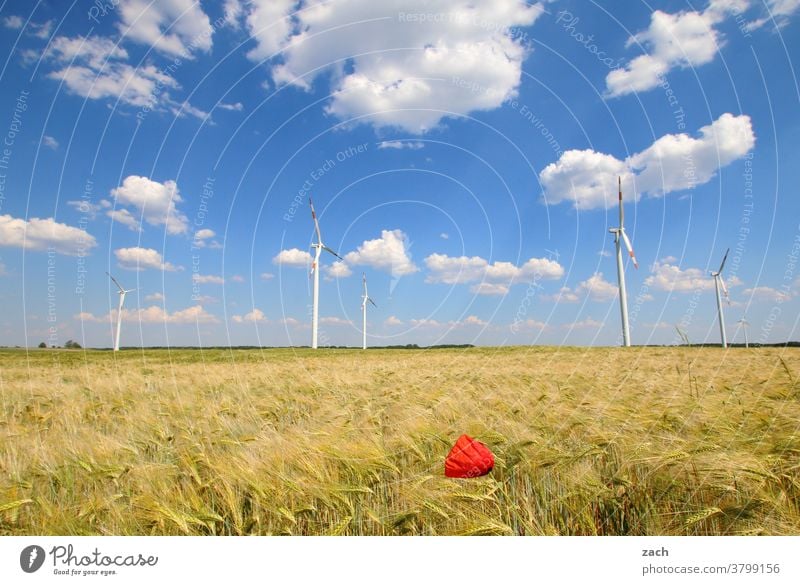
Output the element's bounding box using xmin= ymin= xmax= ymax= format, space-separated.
xmin=1 ymin=346 xmax=799 ymax=536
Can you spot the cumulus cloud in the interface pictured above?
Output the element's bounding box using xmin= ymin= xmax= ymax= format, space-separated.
xmin=145 ymin=292 xmax=165 ymax=302
xmin=744 ymin=0 xmax=800 ymax=31
xmin=243 ymin=0 xmax=544 ymax=133
xmin=195 ymin=228 xmax=215 ymax=240
xmin=645 ymin=260 xmax=742 ymax=292
xmin=566 ymin=317 xmax=604 ymax=330
xmin=117 ymin=0 xmax=213 ymax=57
xmin=424 ymin=253 xmax=563 ymax=291
xmin=540 ymin=114 xmax=754 ymax=209
xmin=107 ymin=208 xmax=142 ymax=232
xmin=378 ymin=140 xmax=425 ymax=150
xmin=78 ymin=304 xmax=218 ymax=324
xmin=0 ymin=214 xmax=96 ymax=256
xmin=192 ymin=274 xmax=224 ymax=284
xmin=110 ymin=176 xmax=189 ymax=235
xmin=343 ymin=229 xmax=418 ymax=276
xmin=470 ymin=282 xmax=509 ymax=296
xmin=742 ymin=286 xmax=792 ymax=302
xmin=3 ymin=15 xmax=23 ymax=29
xmin=320 ymin=316 xmax=351 ymax=326
xmin=606 ymin=10 xmax=720 ymax=98
xmin=115 ymin=246 xmax=180 ymax=271
xmin=325 ymin=261 xmax=353 ymax=279
xmin=273 ymin=248 xmax=312 ymax=267
xmin=43 ymin=135 xmax=59 ymax=150
xmin=45 ymin=35 xmax=181 ymax=109
xmin=232 ymin=308 xmax=267 ymax=323
xmin=543 ymin=272 xmax=618 ymax=303
xmin=385 ymin=316 xmax=403 ymax=326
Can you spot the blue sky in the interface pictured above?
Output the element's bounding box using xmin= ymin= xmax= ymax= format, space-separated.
xmin=0 ymin=0 xmax=799 ymax=348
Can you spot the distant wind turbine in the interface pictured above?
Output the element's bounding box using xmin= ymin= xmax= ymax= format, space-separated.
xmin=711 ymin=248 xmax=731 ymax=348
xmin=609 ymin=177 xmax=638 ymax=347
xmin=107 ymin=272 xmax=135 ymax=351
xmin=361 ymin=272 xmax=377 ymax=350
xmin=309 ymin=197 xmax=342 ymax=349
xmin=738 ymin=317 xmax=750 ymax=348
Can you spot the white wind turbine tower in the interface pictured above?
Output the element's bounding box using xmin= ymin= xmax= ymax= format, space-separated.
xmin=309 ymin=197 xmax=342 ymax=349
xmin=711 ymin=248 xmax=731 ymax=348
xmin=609 ymin=177 xmax=639 ymax=347
xmin=107 ymin=272 xmax=135 ymax=351
xmin=738 ymin=317 xmax=750 ymax=348
xmin=361 ymin=272 xmax=377 ymax=350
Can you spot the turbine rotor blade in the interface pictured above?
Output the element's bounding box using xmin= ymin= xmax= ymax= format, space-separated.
xmin=621 ymin=229 xmax=638 ymax=269
xmin=322 ymin=246 xmax=342 ymax=260
xmin=106 ymin=271 xmax=124 ymax=292
xmin=368 ymin=297 xmax=377 ymax=308
xmin=719 ymin=276 xmax=730 ymax=303
xmin=718 ymin=248 xmax=730 ymax=273
xmin=309 ymin=197 xmax=323 ymax=244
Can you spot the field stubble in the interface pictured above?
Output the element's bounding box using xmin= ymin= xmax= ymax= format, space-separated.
xmin=1 ymin=346 xmax=799 ymax=535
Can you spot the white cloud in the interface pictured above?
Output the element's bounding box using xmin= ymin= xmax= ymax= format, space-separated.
xmin=115 ymin=246 xmax=180 ymax=271
xmin=231 ymin=275 xmax=245 ymax=283
xmin=605 ymin=1 xmax=796 ymax=96
xmin=117 ymin=0 xmax=214 ymax=57
xmin=224 ymin=0 xmax=245 ymax=27
xmin=78 ymin=304 xmax=218 ymax=324
xmin=742 ymin=286 xmax=792 ymax=302
xmin=145 ymin=292 xmax=165 ymax=302
xmin=543 ymin=272 xmax=618 ymax=303
xmin=745 ymin=0 xmax=800 ymax=30
xmin=111 ymin=176 xmax=189 ymax=235
xmin=194 ymin=228 xmax=215 ymax=240
xmin=425 ymin=253 xmax=563 ymax=287
xmin=606 ymin=10 xmax=720 ymax=98
xmin=3 ymin=15 xmax=23 ymax=29
xmin=45 ymin=36 xmax=181 ymax=109
xmin=645 ymin=260 xmax=742 ymax=292
xmin=459 ymin=315 xmax=488 ymax=327
xmin=273 ymin=248 xmax=312 ymax=267
xmin=385 ymin=316 xmax=403 ymax=326
xmin=410 ymin=318 xmax=445 ymax=328
xmin=378 ymin=140 xmax=425 ymax=150
xmin=566 ymin=318 xmax=604 ymax=330
xmin=325 ymin=261 xmax=353 ymax=279
xmin=107 ymin=208 xmax=142 ymax=232
xmin=0 ymin=214 xmax=96 ymax=256
xmin=344 ymin=229 xmax=418 ymax=276
xmin=540 ymin=114 xmax=754 ymax=209
xmin=43 ymin=136 xmax=59 ymax=150
xmin=66 ymin=199 xmax=105 ymax=219
xmin=218 ymin=101 xmax=244 ymax=111
xmin=245 ymin=0 xmax=544 ymax=133
xmin=470 ymin=282 xmax=509 ymax=296
xmin=320 ymin=316 xmax=351 ymax=326
xmin=440 ymin=233 xmax=449 ymax=240
xmin=232 ymin=309 xmax=267 ymax=323
xmin=192 ymin=274 xmax=224 ymax=284
xmin=577 ymin=272 xmax=619 ymax=302
xmin=260 ymin=272 xmax=275 ymax=280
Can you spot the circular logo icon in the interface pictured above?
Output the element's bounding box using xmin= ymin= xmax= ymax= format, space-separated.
xmin=20 ymin=545 xmax=46 ymax=573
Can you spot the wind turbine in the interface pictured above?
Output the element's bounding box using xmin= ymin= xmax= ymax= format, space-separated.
xmin=738 ymin=317 xmax=750 ymax=348
xmin=309 ymin=197 xmax=342 ymax=349
xmin=361 ymin=272 xmax=377 ymax=350
xmin=107 ymin=272 xmax=135 ymax=351
xmin=711 ymin=248 xmax=731 ymax=348
xmin=609 ymin=177 xmax=638 ymax=347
